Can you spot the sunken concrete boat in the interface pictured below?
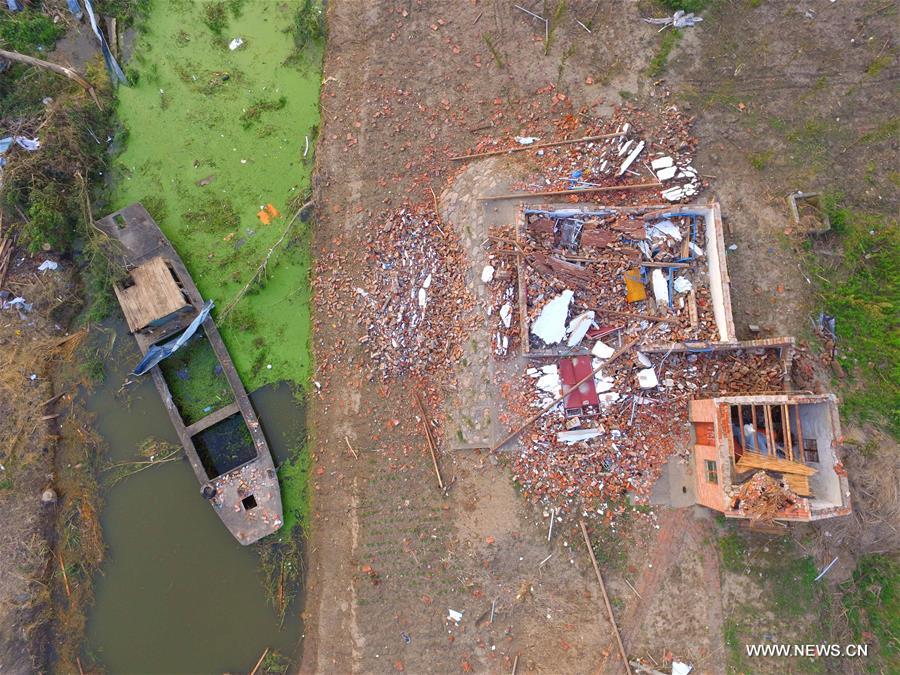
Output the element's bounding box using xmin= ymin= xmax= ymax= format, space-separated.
xmin=96 ymin=203 xmax=282 ymax=545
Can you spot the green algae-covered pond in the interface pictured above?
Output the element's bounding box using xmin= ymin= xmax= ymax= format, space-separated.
xmin=85 ymin=1 xmax=320 ymax=671
xmin=111 ymin=0 xmax=320 ymax=390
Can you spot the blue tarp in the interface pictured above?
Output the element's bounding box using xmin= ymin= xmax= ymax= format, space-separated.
xmin=133 ymin=301 xmax=214 ymax=376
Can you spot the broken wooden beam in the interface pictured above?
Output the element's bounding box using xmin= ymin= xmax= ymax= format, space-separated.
xmin=580 ymin=520 xmax=632 ymax=675
xmin=478 ymin=182 xmax=661 ymax=201
xmin=451 ymin=132 xmax=623 ymax=161
xmin=0 ymin=48 xmax=101 ymax=109
xmin=414 ymin=392 xmax=445 ymax=490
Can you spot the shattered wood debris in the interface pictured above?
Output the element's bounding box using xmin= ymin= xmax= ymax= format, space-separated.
xmin=349 ymin=206 xmax=474 ymax=378
xmin=466 ymin=106 xmax=702 ymax=204
xmin=730 ymin=470 xmax=798 ymax=522
xmin=494 ymin=205 xmax=719 ymax=350
xmin=502 ymin=348 xmax=787 ymax=524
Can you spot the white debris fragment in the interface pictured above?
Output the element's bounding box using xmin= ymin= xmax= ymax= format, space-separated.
xmin=617 ymin=138 xmax=634 ymax=157
xmin=637 ymin=367 xmax=659 ymax=389
xmin=655 ymin=165 xmax=678 ymax=181
xmin=648 ymin=219 xmax=682 ymax=241
xmin=228 ymin=37 xmax=244 ymax=50
xmin=515 ymin=136 xmax=539 ymax=145
xmin=591 ymin=340 xmax=615 ymax=359
xmin=558 ymin=428 xmax=601 ymax=445
xmin=481 ymin=265 xmax=495 ymax=283
xmin=37 ymin=260 xmax=58 ymax=271
xmin=531 ymin=289 xmax=574 ymax=344
xmin=689 ymin=242 xmax=705 ymax=257
xmin=728 ymin=243 xmax=738 ymax=251
xmin=534 ymin=365 xmax=561 ymax=396
xmin=447 ymin=609 xmax=463 ymax=623
xmin=651 ymin=156 xmax=674 ymax=170
xmin=500 ymin=303 xmax=512 ymax=328
xmin=672 ymin=662 xmax=693 ymax=675
xmin=422 ymin=273 xmax=432 ymax=289
xmin=418 ymin=287 xmax=427 ymax=308
xmin=651 ymin=269 xmax=669 ymax=304
xmin=673 ymin=276 xmax=693 ymax=293
xmin=598 ymin=392 xmax=620 ymax=406
xmin=594 ymin=372 xmax=616 ymax=393
xmin=617 ymin=140 xmax=645 ymax=176
xmin=566 ymin=310 xmax=595 ymax=347
xmin=636 ymin=352 xmax=652 ymax=368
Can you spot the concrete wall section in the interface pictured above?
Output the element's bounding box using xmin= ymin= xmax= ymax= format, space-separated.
xmin=704 ymin=202 xmax=737 ymax=342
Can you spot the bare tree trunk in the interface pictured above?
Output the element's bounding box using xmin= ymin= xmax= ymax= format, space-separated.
xmin=0 ymin=48 xmax=102 ymax=109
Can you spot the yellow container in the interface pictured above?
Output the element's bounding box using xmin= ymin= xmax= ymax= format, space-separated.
xmin=624 ymin=268 xmax=647 ymax=303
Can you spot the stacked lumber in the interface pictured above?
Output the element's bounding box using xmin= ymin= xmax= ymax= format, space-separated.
xmin=784 ymin=474 xmax=812 ymax=497
xmin=736 ymin=451 xmax=816 ymax=476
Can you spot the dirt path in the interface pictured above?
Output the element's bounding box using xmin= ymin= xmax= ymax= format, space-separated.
xmin=301 ymin=1 xmax=897 ymax=673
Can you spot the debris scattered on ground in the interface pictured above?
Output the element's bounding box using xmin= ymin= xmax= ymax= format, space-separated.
xmin=729 ymin=470 xmax=798 ymax=522
xmin=331 ymin=207 xmax=473 ymax=378
xmin=643 ymin=11 xmax=704 ymax=30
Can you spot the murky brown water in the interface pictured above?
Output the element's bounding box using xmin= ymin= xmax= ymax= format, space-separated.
xmin=84 ymin=323 xmax=304 ymax=673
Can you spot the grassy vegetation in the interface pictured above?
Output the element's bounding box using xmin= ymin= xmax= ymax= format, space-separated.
xmin=647 ymin=28 xmax=682 ymax=78
xmin=841 ymin=554 xmax=900 ymax=672
xmin=659 ymin=0 xmax=711 ymax=11
xmin=0 ymin=8 xmax=64 ymax=54
xmin=718 ymin=528 xmax=832 ymax=673
xmin=803 ymin=193 xmax=899 ymax=437
xmin=277 ymin=443 xmax=311 ymax=535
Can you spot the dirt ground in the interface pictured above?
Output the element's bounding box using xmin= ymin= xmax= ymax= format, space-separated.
xmin=302 ymin=1 xmax=897 ymax=674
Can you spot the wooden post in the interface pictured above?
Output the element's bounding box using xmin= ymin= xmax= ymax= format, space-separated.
xmin=580 ymin=520 xmax=633 ymax=675
xmin=248 ymin=647 xmax=269 ymax=675
xmin=414 ymin=392 xmax=445 ymax=490
xmin=763 ymin=405 xmax=777 ymax=456
xmin=737 ymin=405 xmax=746 ymax=455
xmin=0 ymin=48 xmax=101 ymax=109
xmin=750 ymin=405 xmax=758 ymax=450
xmin=451 ymin=132 xmax=623 ymax=161
xmin=782 ymin=403 xmax=793 ymax=462
xmin=516 ymin=213 xmax=530 ymax=354
xmin=479 ymin=182 xmax=661 ymax=202
xmin=795 ymin=404 xmax=805 ymax=461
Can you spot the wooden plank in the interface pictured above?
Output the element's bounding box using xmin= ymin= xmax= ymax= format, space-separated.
xmin=782 ymin=403 xmax=793 ymax=462
xmin=735 ymin=451 xmax=817 ymax=476
xmin=451 ymin=132 xmax=623 ymax=161
xmin=784 ymin=474 xmax=811 ymax=497
xmin=795 ymin=405 xmax=805 ymax=460
xmin=115 ymin=257 xmax=188 ymax=332
xmin=580 ymin=520 xmax=633 ymax=675
xmin=478 ymin=181 xmax=662 ymax=202
xmin=185 ymin=401 xmax=241 ymax=437
xmin=751 ymin=405 xmax=758 ymax=448
xmin=763 ymin=405 xmax=777 ymax=459
xmin=737 ymin=405 xmax=746 ymax=454
xmin=516 ymin=215 xmax=530 ymax=354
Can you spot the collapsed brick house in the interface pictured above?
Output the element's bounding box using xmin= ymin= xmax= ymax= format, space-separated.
xmin=507 ymin=200 xmax=851 ymax=522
